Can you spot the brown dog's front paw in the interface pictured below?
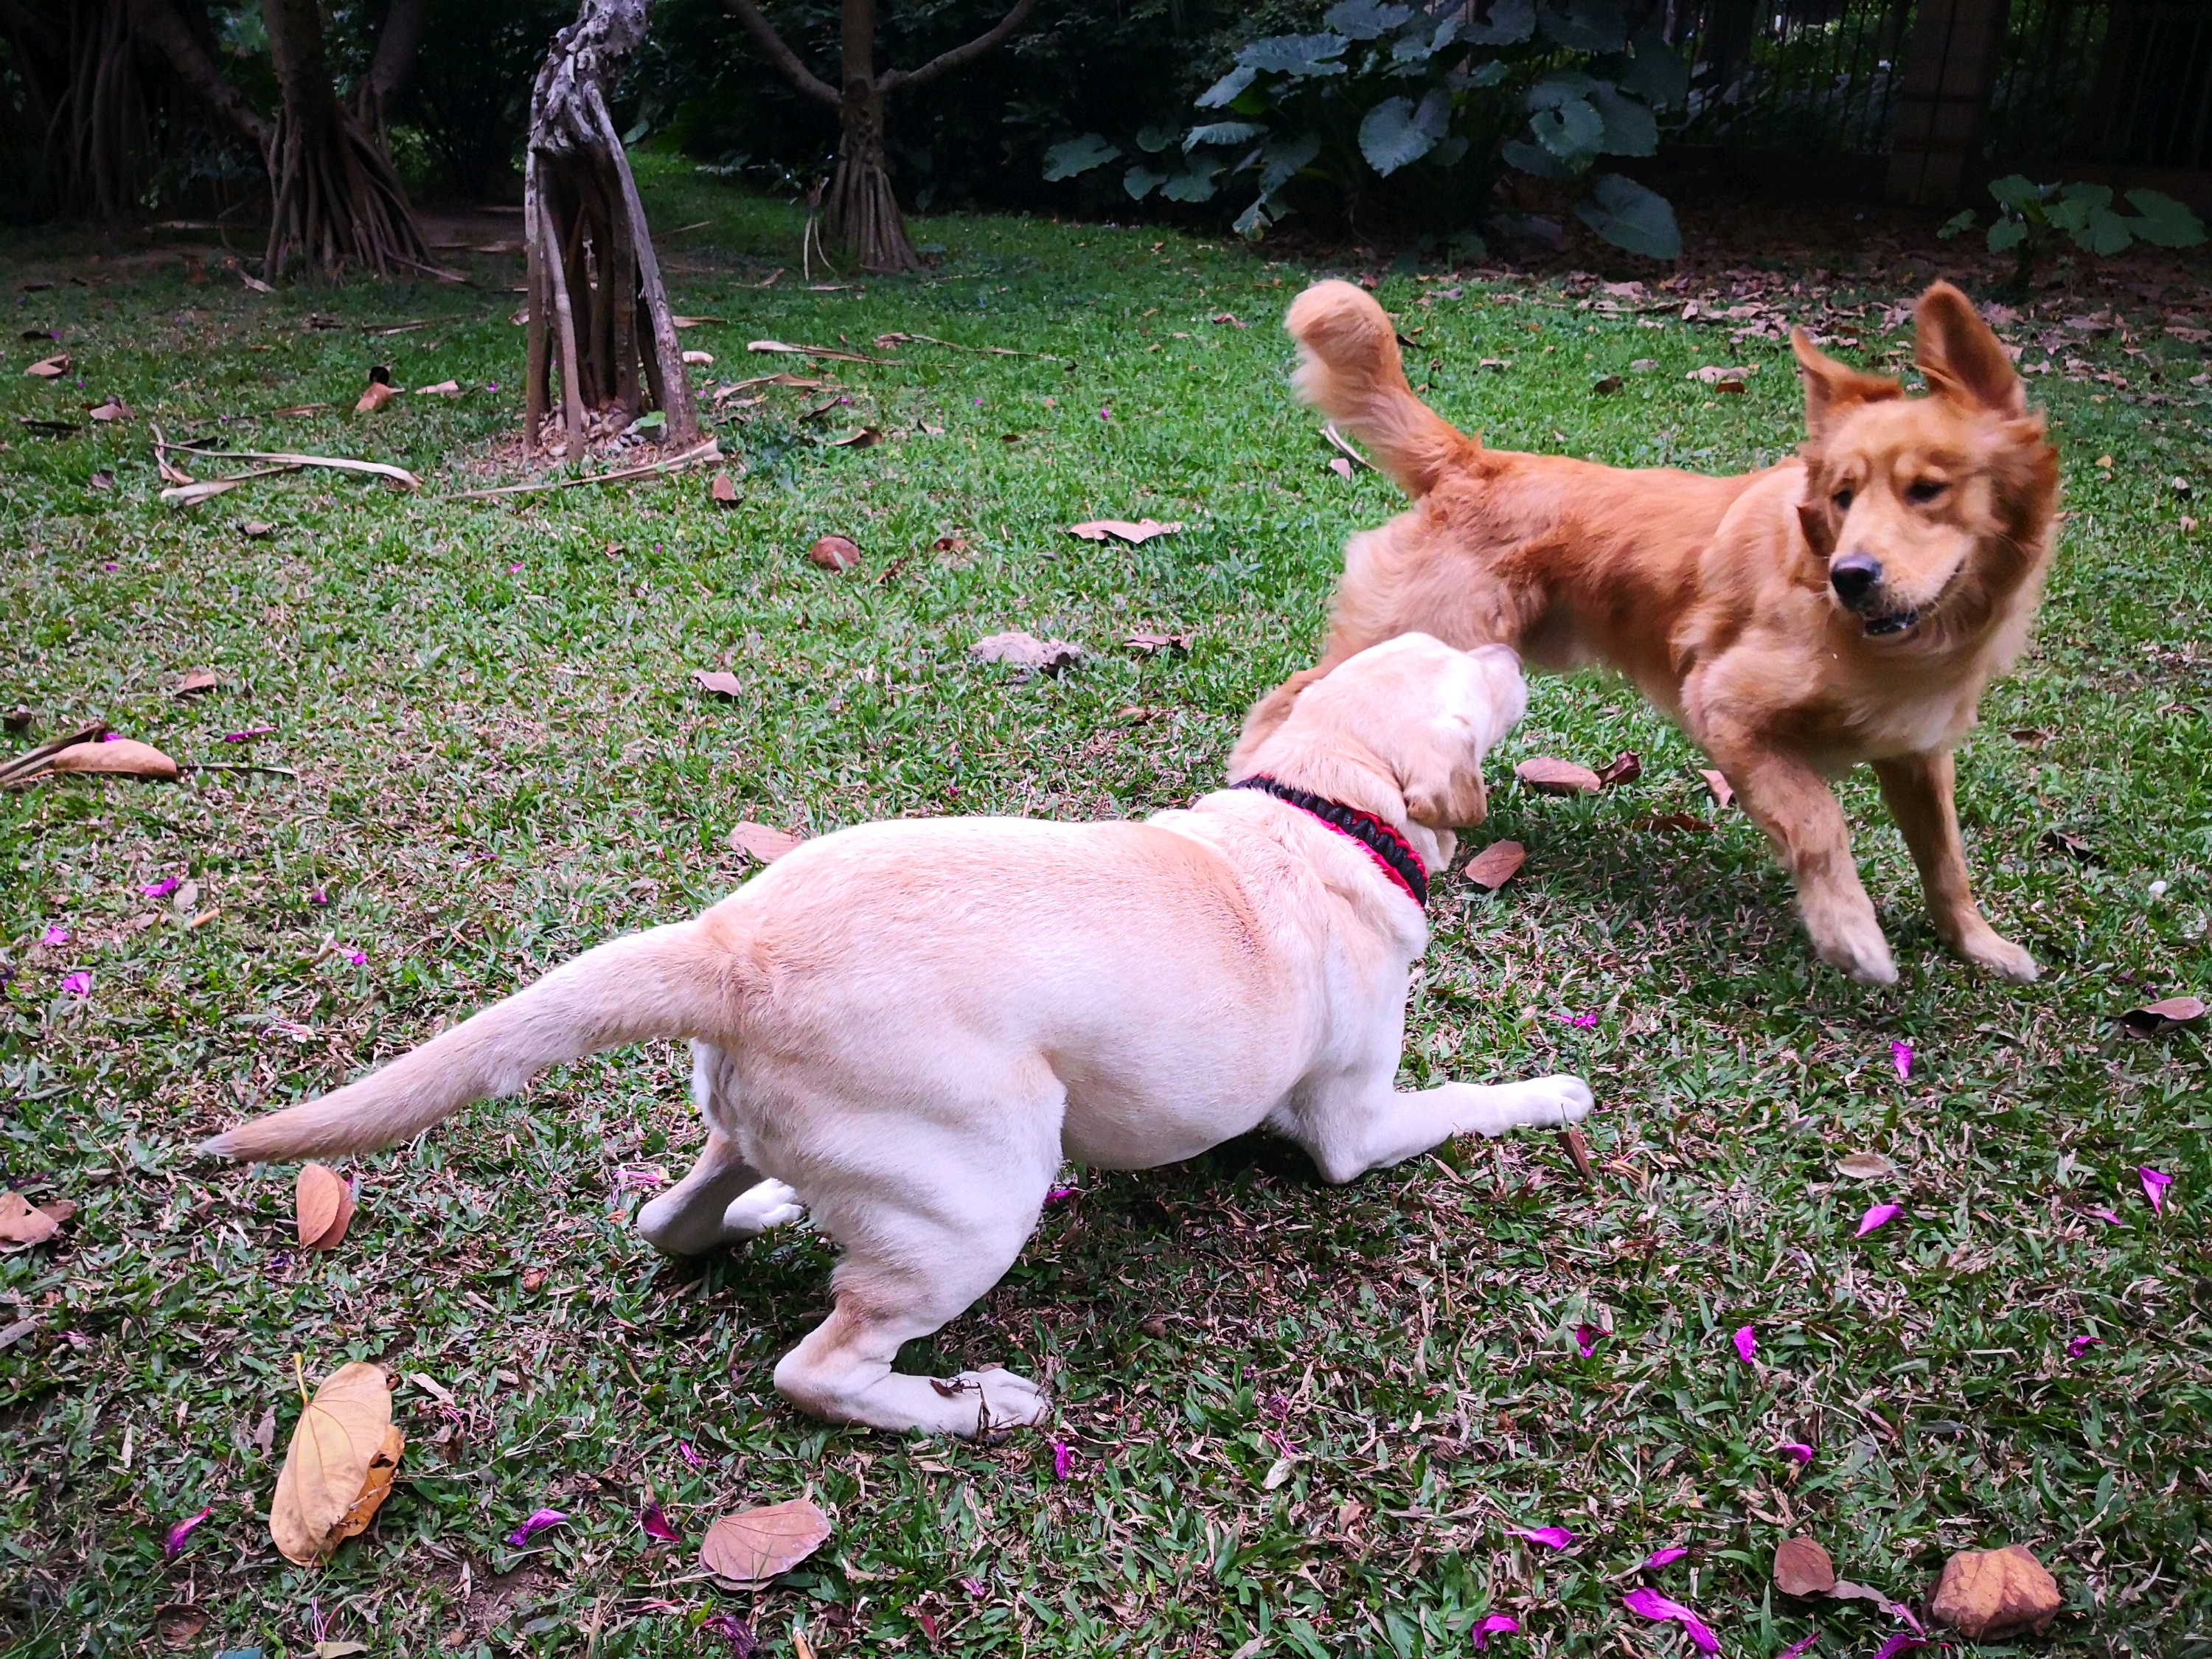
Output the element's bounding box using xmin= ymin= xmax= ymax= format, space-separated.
xmin=1955 ymin=928 xmax=2038 ymax=983
xmin=1807 ymin=908 xmax=1898 ymax=986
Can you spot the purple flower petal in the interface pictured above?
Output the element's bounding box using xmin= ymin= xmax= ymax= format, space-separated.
xmin=639 ymin=1500 xmax=679 ymax=1542
xmin=678 ymin=1439 xmax=706 ymax=1469
xmin=1574 ymin=1323 xmax=1603 ymax=1358
xmin=1890 ymin=1040 xmax=1913 ymax=1079
xmin=60 ymin=970 xmax=91 ymax=997
xmin=307 ymin=889 xmax=329 ymax=905
xmin=41 ymin=925 xmax=69 ymax=947
xmin=1052 ymin=1439 xmax=1074 ymax=1481
xmin=221 ymin=726 xmax=276 ymax=743
xmin=508 ymin=563 xmax=524 ymax=574
xmin=1044 ymin=1186 xmax=1079 ymax=1203
xmin=162 ymin=1505 xmax=212 ymax=1559
xmin=1869 ymin=1636 xmax=1932 ymax=1659
xmin=1472 ymin=1614 xmax=1519 ymax=1649
xmin=2139 ymin=1166 xmax=2171 ymax=1214
xmin=701 ymin=1613 xmax=757 ymax=1658
xmin=2067 ymin=1334 xmax=2101 ymax=1357
xmin=1509 ymin=1526 xmax=1577 ymax=1549
xmin=142 ymin=876 xmax=180 ymax=899
xmin=1855 ymin=1203 xmax=1902 ymax=1238
xmin=2090 ymin=1207 xmax=2122 ymax=1226
xmin=1777 ymin=1634 xmax=1822 ymax=1659
xmin=505 ymin=1507 xmax=568 ymax=1546
xmin=1732 ymin=1324 xmax=1757 ymax=1363
xmin=1778 ymin=1441 xmax=1815 ymax=1464
xmin=1621 ymin=1588 xmax=1719 ymax=1655
xmin=1642 ymin=1545 xmax=1688 ymax=1570
xmin=343 ymin=949 xmax=366 ymax=967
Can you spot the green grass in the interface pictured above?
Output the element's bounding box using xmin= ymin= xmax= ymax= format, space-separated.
xmin=2 ymin=159 xmax=2208 ymax=1658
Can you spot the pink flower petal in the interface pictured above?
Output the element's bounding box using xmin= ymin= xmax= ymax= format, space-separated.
xmin=1778 ymin=1441 xmax=1815 ymax=1464
xmin=1473 ymin=1614 xmax=1519 ymax=1649
xmin=162 ymin=1505 xmax=212 ymax=1559
xmin=1045 ymin=1186 xmax=1079 ymax=1203
xmin=307 ymin=889 xmax=329 ymax=905
xmin=343 ymin=949 xmax=366 ymax=967
xmin=60 ymin=970 xmax=91 ymax=997
xmin=1052 ymin=1440 xmax=1074 ymax=1481
xmin=141 ymin=876 xmax=180 ymax=899
xmin=505 ymin=1506 xmax=568 ymax=1546
xmin=639 ymin=1500 xmax=679 ymax=1542
xmin=40 ymin=925 xmax=69 ymax=946
xmin=1869 ymin=1636 xmax=1932 ymax=1659
xmin=2090 ymin=1207 xmax=2123 ymax=1226
xmin=1778 ymin=1634 xmax=1822 ymax=1659
xmin=679 ymin=1439 xmax=706 ymax=1469
xmin=1855 ymin=1203 xmax=1902 ymax=1238
xmin=1642 ymin=1545 xmax=1688 ymax=1570
xmin=220 ymin=726 xmax=276 ymax=743
xmin=2139 ymin=1166 xmax=2171 ymax=1214
xmin=1621 ymin=1587 xmax=1720 ymax=1655
xmin=1509 ymin=1526 xmax=1577 ymax=1549
xmin=1890 ymin=1040 xmax=1913 ymax=1079
xmin=1574 ymin=1323 xmax=1603 ymax=1358
xmin=2067 ymin=1334 xmax=2101 ymax=1357
xmin=1732 ymin=1324 xmax=1757 ymax=1363
xmin=701 ymin=1613 xmax=757 ymax=1657
xmin=508 ymin=563 xmax=524 ymax=574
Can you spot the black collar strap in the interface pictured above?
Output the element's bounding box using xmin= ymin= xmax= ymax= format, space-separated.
xmin=1231 ymin=775 xmax=1427 ymax=908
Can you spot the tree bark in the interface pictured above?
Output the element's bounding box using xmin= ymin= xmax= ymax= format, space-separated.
xmin=128 ymin=0 xmax=273 ymax=157
xmin=350 ymin=0 xmax=433 ymax=150
xmin=525 ymin=0 xmax=700 ymax=460
xmin=717 ymin=0 xmax=1043 ymax=273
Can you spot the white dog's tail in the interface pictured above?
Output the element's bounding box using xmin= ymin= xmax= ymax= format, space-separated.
xmin=201 ymin=922 xmax=734 ymax=1162
xmin=1286 ymin=279 xmax=1479 ymax=498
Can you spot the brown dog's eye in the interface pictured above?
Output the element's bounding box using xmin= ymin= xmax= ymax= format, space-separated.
xmin=1832 ymin=488 xmax=1854 ymax=512
xmin=1906 ymin=479 xmax=1947 ymax=504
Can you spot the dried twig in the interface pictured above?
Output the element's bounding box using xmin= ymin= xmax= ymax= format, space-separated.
xmin=449 ymin=437 xmax=723 ymax=501
xmin=748 ymin=338 xmax=888 ymax=365
xmin=1321 ymin=423 xmax=1375 ymax=470
xmin=160 ymin=444 xmax=422 ymax=490
xmin=874 ymin=330 xmax=1068 ymax=364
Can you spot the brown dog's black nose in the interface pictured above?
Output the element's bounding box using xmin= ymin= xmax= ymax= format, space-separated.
xmin=1830 ymin=552 xmax=1882 ymax=608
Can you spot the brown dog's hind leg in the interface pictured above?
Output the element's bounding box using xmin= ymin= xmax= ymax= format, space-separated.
xmin=1711 ymin=742 xmax=1897 ymax=985
xmin=1873 ymin=750 xmax=2037 ymax=981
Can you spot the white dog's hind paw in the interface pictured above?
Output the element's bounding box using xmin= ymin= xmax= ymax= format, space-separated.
xmin=947 ymin=1367 xmax=1052 ymax=1435
xmin=723 ymin=1179 xmax=805 ymax=1238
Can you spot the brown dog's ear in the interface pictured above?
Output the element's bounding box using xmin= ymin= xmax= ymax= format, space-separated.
xmin=1792 ymin=327 xmax=1902 ymax=441
xmin=1798 ymin=495 xmax=1838 ymax=559
xmin=1916 ymin=280 xmax=2026 ymax=417
xmin=1403 ymin=749 xmax=1487 ymax=830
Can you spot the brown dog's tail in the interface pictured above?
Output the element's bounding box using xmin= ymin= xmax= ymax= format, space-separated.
xmin=201 ymin=922 xmax=734 ymax=1162
xmin=1287 ymin=280 xmax=1478 ymax=497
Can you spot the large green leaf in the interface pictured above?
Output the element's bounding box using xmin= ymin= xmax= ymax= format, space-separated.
xmin=1359 ymin=95 xmax=1439 ymax=176
xmin=2076 ymin=202 xmax=2134 ymax=256
xmin=1461 ymin=0 xmax=1534 ymax=45
xmin=1538 ymin=0 xmax=1625 ymax=52
xmin=1588 ymin=82 xmax=1657 ymax=156
xmin=1531 ymin=96 xmax=1604 ymax=162
xmin=1160 ymin=160 xmax=1222 ymax=202
xmin=1257 ymin=133 xmax=1323 ymax=199
xmin=1619 ymin=27 xmax=1688 ymax=109
xmin=1527 ymin=72 xmax=1599 ymax=108
xmin=1986 ymin=174 xmax=2044 ymax=212
xmin=1238 ymin=33 xmax=1350 ymax=74
xmin=1986 ymin=218 xmax=2028 ymax=252
xmin=1185 ymin=121 xmax=1265 ymax=152
xmin=2126 ymin=189 xmax=2207 ymax=248
xmin=1124 ymin=164 xmax=1166 ymax=201
xmin=1043 ymin=133 xmax=1120 ymax=181
xmin=1573 ymin=170 xmax=1680 ymax=258
xmin=1324 ymin=0 xmax=1413 ymax=41
xmin=1134 ymin=124 xmax=1178 ymax=154
xmin=1195 ymin=64 xmax=1257 ymax=108
xmin=1502 ymin=137 xmax=1571 ymax=179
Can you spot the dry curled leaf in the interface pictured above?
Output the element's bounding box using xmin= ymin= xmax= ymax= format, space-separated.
xmin=1065 ymin=519 xmax=1183 ymax=545
xmin=2116 ymin=995 xmax=2205 ymax=1038
xmin=1596 ymin=751 xmax=1642 ymax=788
xmin=0 ymin=1192 xmax=72 ymax=1249
xmin=1688 ymin=364 xmax=1758 ymax=384
xmin=700 ymin=1498 xmax=832 ymax=1587
xmin=1930 ymin=1543 xmax=2062 ymax=1639
xmin=2040 ymin=827 xmax=2098 ymax=863
xmin=1699 ymin=768 xmax=1734 ymax=809
xmin=970 ymin=632 xmax=1083 ymax=675
xmin=830 ymin=426 xmax=880 ymax=448
xmin=1773 ymin=1535 xmax=1837 ymax=1597
xmin=24 ymin=354 xmax=69 ymax=378
xmin=692 ymin=669 xmax=742 ymax=698
xmin=1514 ymin=757 xmax=1601 ymax=796
xmin=46 ymin=740 xmax=180 ymax=781
xmin=154 ymin=1604 xmax=206 ymax=1648
xmin=354 ymin=380 xmax=395 ymax=414
xmin=1837 ymin=1151 xmax=1898 ymax=1180
xmin=1124 ymin=632 xmax=1190 ymax=655
xmin=807 ymin=535 xmax=862 ymax=571
xmin=729 ymin=822 xmax=805 ymax=863
xmin=240 ymin=521 xmax=274 ymax=539
xmin=88 ymin=395 xmax=131 ymax=422
xmin=1462 ymin=841 xmax=1526 ymax=891
xmin=683 ymin=349 xmax=715 ymax=365
xmin=296 ymin=1164 xmax=354 ymax=1251
xmin=1591 ymin=374 xmax=1624 ymax=394
xmin=176 ymin=668 xmax=222 ymax=700
xmin=271 ymin=1361 xmax=400 ymax=1565
xmin=710 ymin=473 xmax=739 ymax=506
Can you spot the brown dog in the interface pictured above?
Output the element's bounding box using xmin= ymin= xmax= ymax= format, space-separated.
xmin=1235 ymin=279 xmax=2059 ymax=985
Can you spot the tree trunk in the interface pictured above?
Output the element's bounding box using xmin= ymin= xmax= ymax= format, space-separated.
xmin=261 ymin=0 xmax=431 ymax=279
xmin=524 ymin=0 xmax=700 ymax=461
xmin=349 ymin=0 xmax=432 ymax=154
xmin=825 ymin=79 xmax=918 ymax=273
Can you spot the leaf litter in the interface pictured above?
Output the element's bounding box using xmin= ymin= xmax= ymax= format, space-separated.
xmin=700 ymin=1497 xmax=832 ymax=1587
xmin=270 ymin=1360 xmax=403 ymax=1565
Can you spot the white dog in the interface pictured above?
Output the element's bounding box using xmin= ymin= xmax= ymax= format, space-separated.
xmin=205 ymin=634 xmax=1592 ymax=1436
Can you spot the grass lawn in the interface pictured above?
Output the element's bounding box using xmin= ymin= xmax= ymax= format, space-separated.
xmin=2 ymin=159 xmax=2208 ymax=1658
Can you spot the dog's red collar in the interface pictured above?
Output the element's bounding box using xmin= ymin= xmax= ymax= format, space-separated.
xmin=1231 ymin=775 xmax=1427 ymax=908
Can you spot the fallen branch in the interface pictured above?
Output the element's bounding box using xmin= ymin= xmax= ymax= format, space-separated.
xmin=449 ymin=437 xmax=723 ymax=500
xmin=161 ymin=465 xmax=298 ymax=507
xmin=1321 ymin=423 xmax=1375 ymax=470
xmin=161 ymin=444 xmax=423 ymax=490
xmin=748 ymin=338 xmax=890 ymax=365
xmin=873 ymin=330 xmax=1068 ymax=364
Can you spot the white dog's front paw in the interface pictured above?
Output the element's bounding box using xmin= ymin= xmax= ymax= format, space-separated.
xmin=952 ymin=1367 xmax=1052 ymax=1435
xmin=723 ymin=1179 xmax=805 ymax=1238
xmin=1522 ymin=1074 xmax=1593 ymax=1127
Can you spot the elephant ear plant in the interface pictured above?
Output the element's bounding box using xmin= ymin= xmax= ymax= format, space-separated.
xmin=1941 ymin=176 xmax=2206 ymax=293
xmin=1042 ymin=0 xmax=1686 ymax=259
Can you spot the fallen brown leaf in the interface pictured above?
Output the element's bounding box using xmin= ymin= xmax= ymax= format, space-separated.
xmin=830 ymin=426 xmax=880 ymax=448
xmin=2041 ymin=827 xmax=2098 ymax=862
xmin=1211 ymin=312 xmax=1246 ymax=328
xmin=692 ymin=669 xmax=742 ymax=698
xmin=700 ymin=1498 xmax=832 ymax=1587
xmin=1773 ymin=1535 xmax=1837 ymax=1597
xmin=931 ymin=532 xmax=970 ymax=554
xmin=88 ymin=396 xmax=131 ymax=422
xmin=271 ymin=1361 xmax=400 ymax=1565
xmin=296 ymin=1163 xmax=355 ymax=1251
xmin=355 ymin=380 xmax=395 ymax=414
xmin=1124 ymin=632 xmax=1191 ymax=655
xmin=808 ymin=535 xmax=862 ymax=571
xmin=1591 ymin=374 xmax=1624 ymax=394
xmin=46 ymin=739 xmax=179 ymax=782
xmin=240 ymin=521 xmax=274 ymax=538
xmin=24 ymin=354 xmax=69 ymax=378
xmin=728 ymin=822 xmax=805 ymax=863
xmin=88 ymin=469 xmax=114 ymax=491
xmin=1930 ymin=1544 xmax=2062 ymax=1639
xmin=253 ymin=1405 xmax=276 ymax=1454
xmin=970 ymin=631 xmax=1083 ymax=675
xmin=2116 ymin=995 xmax=2205 ymax=1038
xmin=1065 ymin=518 xmax=1183 ymax=545
xmin=1560 ymin=1124 xmax=1593 ymax=1181
xmin=154 ymin=1604 xmax=206 ymax=1648
xmin=0 ymin=1192 xmax=70 ymax=1249
xmin=1329 ymin=456 xmax=1355 ymax=481
xmin=1514 ymin=757 xmax=1601 ymax=795
xmin=1837 ymin=1151 xmax=1897 ymax=1180
xmin=1462 ymin=840 xmax=1526 ymax=890
xmin=1698 ymin=768 xmax=1733 ymax=808
xmin=710 ymin=473 xmax=739 ymax=506
xmin=1595 ymin=751 xmax=1641 ymax=788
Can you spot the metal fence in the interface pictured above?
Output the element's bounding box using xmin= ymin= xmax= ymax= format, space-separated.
xmin=1660 ymin=0 xmax=2212 ymax=174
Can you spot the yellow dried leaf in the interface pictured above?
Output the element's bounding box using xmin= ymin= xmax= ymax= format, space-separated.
xmin=46 ymin=739 xmax=179 ymax=781
xmin=271 ymin=1361 xmax=397 ymax=1565
xmin=296 ymin=1164 xmax=354 ymax=1251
